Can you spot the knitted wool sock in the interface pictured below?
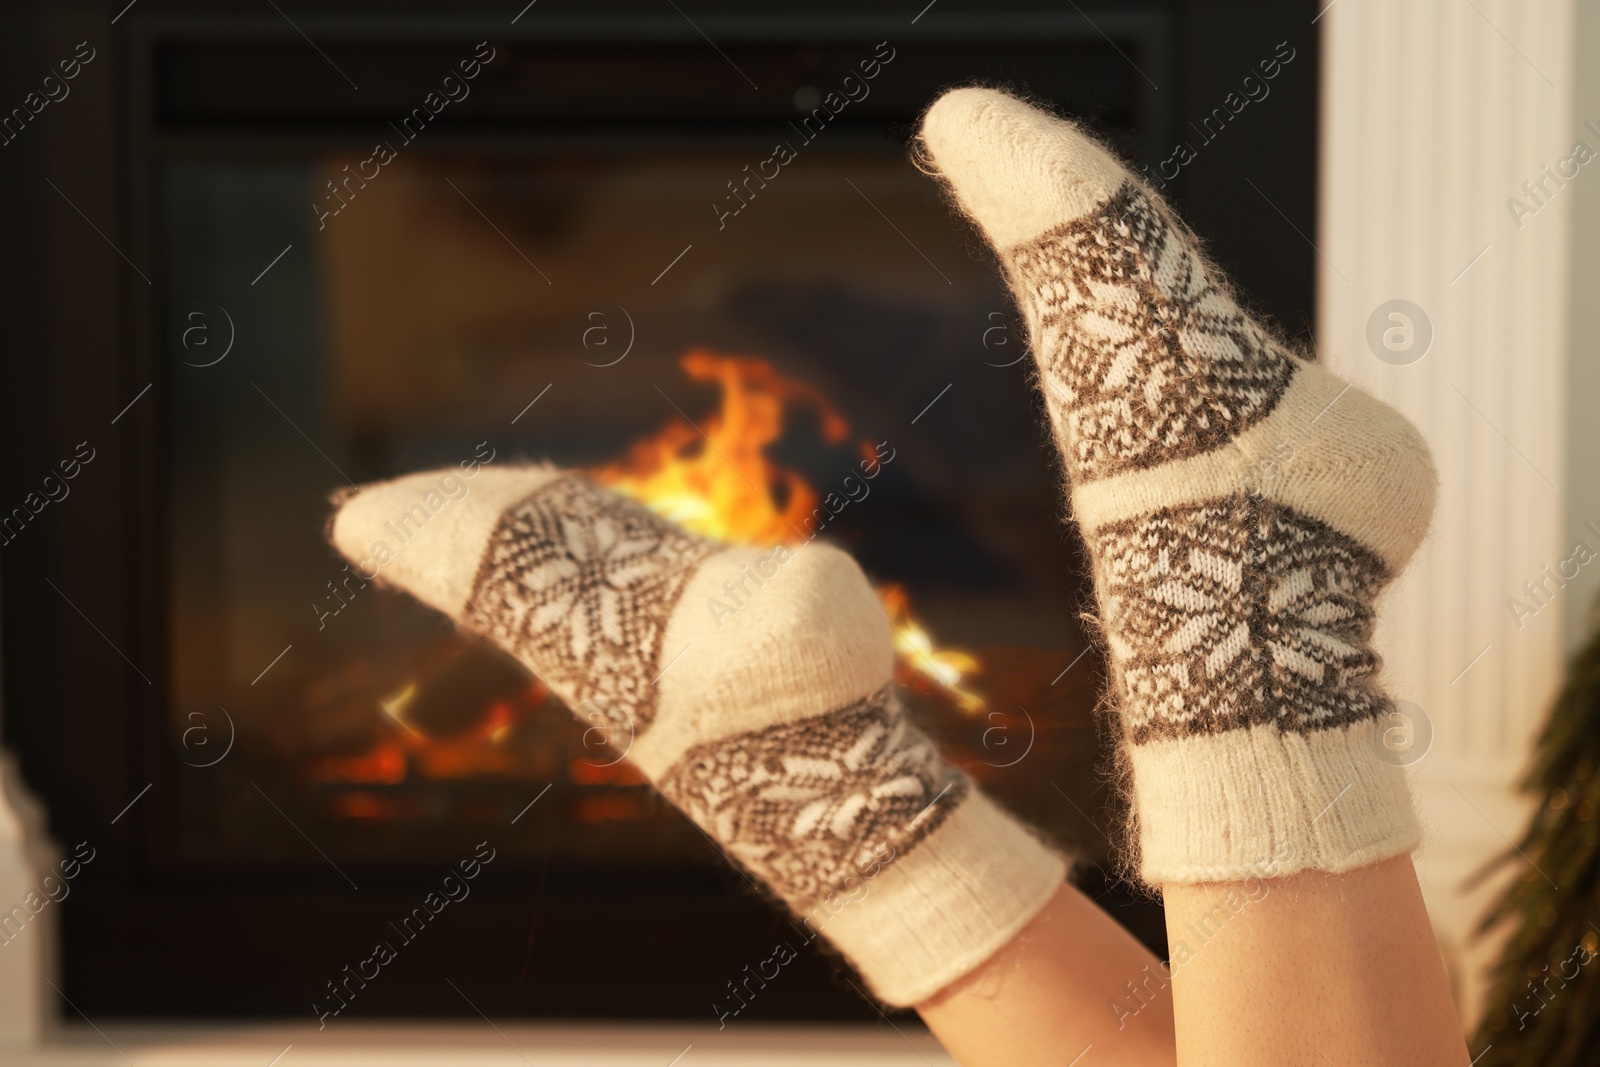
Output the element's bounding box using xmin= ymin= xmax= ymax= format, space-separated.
xmin=919 ymin=87 xmax=1437 ymax=885
xmin=328 ymin=466 xmax=1066 ymax=1005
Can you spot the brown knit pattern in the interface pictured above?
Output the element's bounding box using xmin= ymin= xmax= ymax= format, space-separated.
xmin=1006 ymin=180 xmax=1299 ymax=484
xmin=467 ymin=475 xmax=720 ymax=738
xmin=1095 ymin=494 xmax=1393 ymax=744
xmin=659 ymin=686 xmax=968 ymax=910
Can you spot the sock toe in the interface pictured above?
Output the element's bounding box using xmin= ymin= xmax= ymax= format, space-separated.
xmin=919 ymin=86 xmax=1128 ymax=250
xmin=329 ymin=465 xmax=562 ymax=618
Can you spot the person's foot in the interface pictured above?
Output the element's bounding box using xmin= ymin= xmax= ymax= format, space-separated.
xmin=919 ymin=87 xmax=1436 ymax=884
xmin=328 ymin=465 xmax=1066 ymax=1004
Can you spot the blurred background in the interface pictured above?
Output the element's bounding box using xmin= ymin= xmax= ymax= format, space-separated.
xmin=0 ymin=0 xmax=1592 ymax=1063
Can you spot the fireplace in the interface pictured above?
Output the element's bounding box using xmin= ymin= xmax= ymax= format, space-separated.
xmin=0 ymin=1 xmax=1319 ymax=1022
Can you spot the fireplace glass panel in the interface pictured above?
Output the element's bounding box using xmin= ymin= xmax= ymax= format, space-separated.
xmin=162 ymin=148 xmax=1105 ymax=873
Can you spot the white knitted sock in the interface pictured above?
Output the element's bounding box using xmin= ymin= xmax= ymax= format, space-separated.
xmin=919 ymin=87 xmax=1437 ymax=885
xmin=328 ymin=467 xmax=1066 ymax=1005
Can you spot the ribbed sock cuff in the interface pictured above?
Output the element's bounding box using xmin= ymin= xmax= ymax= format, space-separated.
xmin=814 ymin=790 xmax=1068 ymax=1006
xmin=1128 ymin=717 xmax=1421 ymax=885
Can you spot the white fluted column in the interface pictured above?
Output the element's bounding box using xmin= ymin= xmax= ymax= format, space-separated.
xmin=1320 ymin=0 xmax=1578 ymax=1025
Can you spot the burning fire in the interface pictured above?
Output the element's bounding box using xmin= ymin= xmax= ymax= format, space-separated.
xmin=331 ymin=350 xmax=981 ymax=803
xmin=879 ymin=585 xmax=984 ymax=713
xmin=313 ymin=683 xmax=540 ymax=789
xmin=592 ymin=350 xmax=848 ymax=544
xmin=593 ymin=349 xmax=982 ymax=709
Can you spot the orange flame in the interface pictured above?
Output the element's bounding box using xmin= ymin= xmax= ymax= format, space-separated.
xmin=881 ymin=584 xmax=984 ymax=713
xmin=594 ymin=350 xmax=983 ymax=709
xmin=593 ymin=349 xmax=849 ymax=545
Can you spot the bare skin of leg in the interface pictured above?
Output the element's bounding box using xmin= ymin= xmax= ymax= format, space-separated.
xmin=1162 ymin=854 xmax=1468 ymax=1066
xmin=917 ymin=882 xmax=1178 ymax=1067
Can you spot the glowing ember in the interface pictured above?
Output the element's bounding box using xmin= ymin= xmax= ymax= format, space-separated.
xmin=311 ymin=679 xmax=543 ymax=787
xmin=594 ymin=350 xmax=983 ymax=709
xmin=380 ymin=683 xmax=423 ymax=738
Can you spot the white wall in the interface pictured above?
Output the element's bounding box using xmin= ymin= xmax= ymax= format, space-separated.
xmin=1565 ymin=1 xmax=1600 ymax=649
xmin=1320 ymin=0 xmax=1583 ymax=1026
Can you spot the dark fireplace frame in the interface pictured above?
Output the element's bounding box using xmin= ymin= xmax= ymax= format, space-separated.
xmin=0 ymin=0 xmax=1318 ymax=1020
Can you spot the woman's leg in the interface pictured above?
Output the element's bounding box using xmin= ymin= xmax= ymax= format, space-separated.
xmin=917 ymin=86 xmax=1467 ymax=1066
xmin=1163 ymin=857 xmax=1465 ymax=1065
xmin=920 ymin=882 xmax=1177 ymax=1067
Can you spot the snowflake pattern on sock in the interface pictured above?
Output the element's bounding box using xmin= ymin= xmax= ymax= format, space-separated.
xmin=1095 ymin=495 xmax=1393 ymax=743
xmin=659 ymin=687 xmax=969 ymax=909
xmin=468 ymin=475 xmax=720 ymax=737
xmin=1006 ymin=180 xmax=1299 ymax=484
